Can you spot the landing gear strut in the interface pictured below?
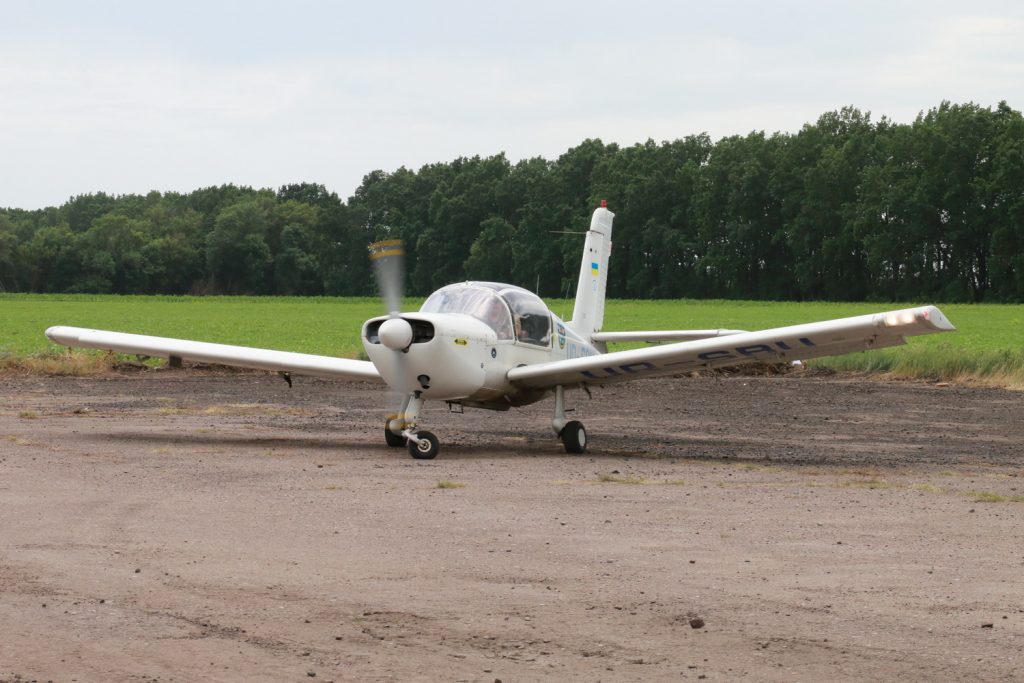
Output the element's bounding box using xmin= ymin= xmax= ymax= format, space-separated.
xmin=385 ymin=392 xmax=440 ymax=459
xmin=552 ymin=385 xmax=587 ymax=454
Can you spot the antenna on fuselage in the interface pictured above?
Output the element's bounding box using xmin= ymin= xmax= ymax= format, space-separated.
xmin=560 ymin=277 xmax=574 ymax=320
xmin=550 ymin=224 xmax=585 ymax=317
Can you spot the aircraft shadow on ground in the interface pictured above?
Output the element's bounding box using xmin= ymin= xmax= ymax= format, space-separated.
xmin=75 ymin=426 xmax=921 ymax=468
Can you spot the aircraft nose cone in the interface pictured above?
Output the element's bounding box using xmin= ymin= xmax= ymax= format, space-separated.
xmin=379 ymin=317 xmax=413 ymax=351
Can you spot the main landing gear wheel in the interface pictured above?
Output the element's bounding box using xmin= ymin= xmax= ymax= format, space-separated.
xmin=560 ymin=420 xmax=587 ymax=454
xmin=408 ymin=430 xmax=440 ymax=459
xmin=384 ymin=424 xmax=407 ymax=448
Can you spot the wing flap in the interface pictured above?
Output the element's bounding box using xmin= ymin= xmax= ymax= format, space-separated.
xmin=508 ymin=305 xmax=954 ymax=389
xmin=45 ymin=326 xmax=382 ymax=382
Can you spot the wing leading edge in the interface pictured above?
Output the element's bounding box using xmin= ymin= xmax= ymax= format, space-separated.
xmin=45 ymin=326 xmax=382 ymax=382
xmin=508 ymin=306 xmax=955 ymax=389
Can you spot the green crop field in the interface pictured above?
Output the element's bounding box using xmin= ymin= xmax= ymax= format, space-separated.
xmin=1 ymin=294 xmax=385 ymax=358
xmin=2 ymin=294 xmax=1022 ymax=385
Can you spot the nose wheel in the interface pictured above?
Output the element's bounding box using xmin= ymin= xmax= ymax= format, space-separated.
xmin=384 ymin=393 xmax=441 ymax=459
xmin=384 ymin=421 xmax=440 ymax=458
xmin=407 ymin=430 xmax=439 ymax=459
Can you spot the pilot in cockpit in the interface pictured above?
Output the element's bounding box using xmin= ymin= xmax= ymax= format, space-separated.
xmin=475 ymin=297 xmax=513 ymax=339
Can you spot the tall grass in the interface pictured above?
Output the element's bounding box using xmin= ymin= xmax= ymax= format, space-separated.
xmin=820 ymin=344 xmax=1024 ymax=387
xmin=0 ymin=349 xmax=119 ymax=376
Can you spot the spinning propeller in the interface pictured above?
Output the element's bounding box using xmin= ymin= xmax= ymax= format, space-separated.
xmin=369 ymin=239 xmax=413 ymax=353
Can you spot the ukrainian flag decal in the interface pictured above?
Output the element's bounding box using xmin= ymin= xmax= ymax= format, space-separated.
xmin=591 ymin=261 xmax=599 ymax=276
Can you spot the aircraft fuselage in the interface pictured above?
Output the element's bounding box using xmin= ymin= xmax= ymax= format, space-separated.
xmin=361 ymin=282 xmax=599 ymax=409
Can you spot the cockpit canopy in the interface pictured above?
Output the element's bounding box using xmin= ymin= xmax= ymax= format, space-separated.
xmin=420 ymin=282 xmax=551 ymax=346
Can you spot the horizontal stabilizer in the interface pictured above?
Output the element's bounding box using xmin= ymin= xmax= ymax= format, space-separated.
xmin=592 ymin=329 xmax=747 ymax=344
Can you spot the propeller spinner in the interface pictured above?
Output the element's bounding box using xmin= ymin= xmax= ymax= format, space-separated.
xmin=378 ymin=317 xmax=413 ymax=351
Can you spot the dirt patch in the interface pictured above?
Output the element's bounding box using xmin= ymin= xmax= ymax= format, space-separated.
xmin=1 ymin=370 xmax=1023 ymax=681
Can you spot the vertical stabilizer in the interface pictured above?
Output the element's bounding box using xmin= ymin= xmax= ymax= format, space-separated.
xmin=569 ymin=203 xmax=614 ymax=341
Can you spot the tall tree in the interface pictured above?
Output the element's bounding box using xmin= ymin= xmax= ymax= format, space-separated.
xmin=988 ymin=102 xmax=1024 ymax=300
xmin=1 ymin=101 xmax=1022 ymax=301
xmin=205 ymin=199 xmax=274 ymax=294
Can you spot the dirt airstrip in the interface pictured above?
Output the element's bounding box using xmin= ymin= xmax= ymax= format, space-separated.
xmin=1 ymin=369 xmax=1023 ymax=682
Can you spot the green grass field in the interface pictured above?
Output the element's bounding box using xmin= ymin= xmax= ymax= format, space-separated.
xmin=2 ymin=294 xmax=1022 ymax=384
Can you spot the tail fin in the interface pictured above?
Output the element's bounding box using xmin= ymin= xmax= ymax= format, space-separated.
xmin=569 ymin=203 xmax=614 ymax=341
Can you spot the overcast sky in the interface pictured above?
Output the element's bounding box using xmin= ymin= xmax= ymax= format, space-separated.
xmin=2 ymin=0 xmax=1022 ymax=209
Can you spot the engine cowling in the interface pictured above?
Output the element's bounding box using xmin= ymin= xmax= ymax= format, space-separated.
xmin=362 ymin=314 xmax=494 ymax=400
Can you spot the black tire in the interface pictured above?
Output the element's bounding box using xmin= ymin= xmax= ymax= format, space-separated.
xmin=384 ymin=424 xmax=407 ymax=447
xmin=561 ymin=420 xmax=587 ymax=454
xmin=408 ymin=430 xmax=440 ymax=459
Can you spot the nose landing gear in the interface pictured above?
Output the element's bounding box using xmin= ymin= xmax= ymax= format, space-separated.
xmin=385 ymin=392 xmax=441 ymax=459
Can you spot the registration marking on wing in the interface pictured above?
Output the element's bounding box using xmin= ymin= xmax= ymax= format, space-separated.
xmin=579 ymin=338 xmax=816 ymax=379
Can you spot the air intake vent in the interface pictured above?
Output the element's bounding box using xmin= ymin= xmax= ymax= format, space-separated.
xmin=365 ymin=318 xmax=435 ymax=345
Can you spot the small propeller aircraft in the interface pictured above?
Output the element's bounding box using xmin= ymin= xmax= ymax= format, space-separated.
xmin=45 ymin=202 xmax=955 ymax=459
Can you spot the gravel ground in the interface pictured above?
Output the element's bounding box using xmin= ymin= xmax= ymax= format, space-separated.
xmin=1 ymin=370 xmax=1022 ymax=682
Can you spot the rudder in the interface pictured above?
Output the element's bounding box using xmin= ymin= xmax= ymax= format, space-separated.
xmin=569 ymin=203 xmax=614 ymax=341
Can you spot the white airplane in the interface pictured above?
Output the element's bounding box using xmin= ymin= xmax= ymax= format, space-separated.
xmin=45 ymin=202 xmax=955 ymax=459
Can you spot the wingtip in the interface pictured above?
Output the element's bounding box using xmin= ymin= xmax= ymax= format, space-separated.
xmin=920 ymin=306 xmax=956 ymax=332
xmin=45 ymin=325 xmax=82 ymax=346
xmin=879 ymin=306 xmax=956 ymax=334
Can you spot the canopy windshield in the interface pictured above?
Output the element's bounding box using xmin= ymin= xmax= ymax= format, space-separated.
xmin=420 ymin=285 xmax=513 ymax=339
xmin=420 ymin=283 xmax=551 ymax=346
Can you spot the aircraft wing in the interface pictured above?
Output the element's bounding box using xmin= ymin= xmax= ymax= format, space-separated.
xmin=45 ymin=326 xmax=382 ymax=382
xmin=507 ymin=306 xmax=954 ymax=389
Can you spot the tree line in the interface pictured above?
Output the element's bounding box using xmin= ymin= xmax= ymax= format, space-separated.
xmin=2 ymin=101 xmax=1022 ymax=302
